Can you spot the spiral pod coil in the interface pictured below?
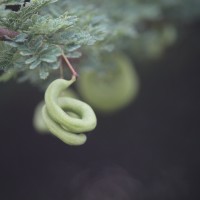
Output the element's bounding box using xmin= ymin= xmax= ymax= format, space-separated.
xmin=33 ymin=88 xmax=79 ymax=134
xmin=42 ymin=77 xmax=97 ymax=145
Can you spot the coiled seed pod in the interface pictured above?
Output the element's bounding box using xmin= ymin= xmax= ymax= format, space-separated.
xmin=33 ymin=88 xmax=78 ymax=134
xmin=77 ymin=53 xmax=139 ymax=113
xmin=33 ymin=100 xmax=48 ymax=134
xmin=42 ymin=77 xmax=97 ymax=145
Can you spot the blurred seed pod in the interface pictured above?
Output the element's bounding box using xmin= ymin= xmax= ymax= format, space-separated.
xmin=76 ymin=52 xmax=139 ymax=114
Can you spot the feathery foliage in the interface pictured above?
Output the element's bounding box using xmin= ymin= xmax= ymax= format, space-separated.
xmin=0 ymin=0 xmax=200 ymax=88
xmin=0 ymin=0 xmax=109 ymax=83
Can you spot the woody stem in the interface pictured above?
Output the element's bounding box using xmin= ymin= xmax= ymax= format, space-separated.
xmin=0 ymin=27 xmax=19 ymax=40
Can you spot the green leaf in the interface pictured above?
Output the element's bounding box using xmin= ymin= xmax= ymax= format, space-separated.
xmin=40 ymin=55 xmax=57 ymax=63
xmin=25 ymin=56 xmax=37 ymax=64
xmin=20 ymin=51 xmax=33 ymax=56
xmin=39 ymin=66 xmax=49 ymax=79
xmin=14 ymin=33 xmax=28 ymax=43
xmin=30 ymin=59 xmax=41 ymax=69
xmin=67 ymin=44 xmax=81 ymax=52
xmin=67 ymin=51 xmax=82 ymax=58
xmin=51 ymin=61 xmax=60 ymax=69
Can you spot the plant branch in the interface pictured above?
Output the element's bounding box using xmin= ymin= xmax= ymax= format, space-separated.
xmin=0 ymin=27 xmax=19 ymax=40
xmin=61 ymin=53 xmax=78 ymax=78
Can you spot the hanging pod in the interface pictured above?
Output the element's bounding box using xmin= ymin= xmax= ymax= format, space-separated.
xmin=77 ymin=53 xmax=139 ymax=113
xmin=41 ymin=77 xmax=97 ymax=145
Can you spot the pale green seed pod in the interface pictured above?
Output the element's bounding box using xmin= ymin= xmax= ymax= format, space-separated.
xmin=0 ymin=69 xmax=16 ymax=82
xmin=33 ymin=101 xmax=48 ymax=134
xmin=76 ymin=53 xmax=139 ymax=113
xmin=41 ymin=77 xmax=97 ymax=145
xmin=33 ymin=88 xmax=78 ymax=134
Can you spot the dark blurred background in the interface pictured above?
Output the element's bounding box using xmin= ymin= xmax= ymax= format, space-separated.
xmin=0 ymin=23 xmax=200 ymax=200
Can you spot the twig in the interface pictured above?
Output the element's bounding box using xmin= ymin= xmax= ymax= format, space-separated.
xmin=0 ymin=27 xmax=19 ymax=40
xmin=61 ymin=53 xmax=79 ymax=78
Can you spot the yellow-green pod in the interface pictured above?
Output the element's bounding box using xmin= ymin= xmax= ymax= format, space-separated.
xmin=77 ymin=53 xmax=139 ymax=113
xmin=0 ymin=69 xmax=16 ymax=82
xmin=41 ymin=77 xmax=97 ymax=146
xmin=33 ymin=88 xmax=79 ymax=134
xmin=33 ymin=101 xmax=47 ymax=134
